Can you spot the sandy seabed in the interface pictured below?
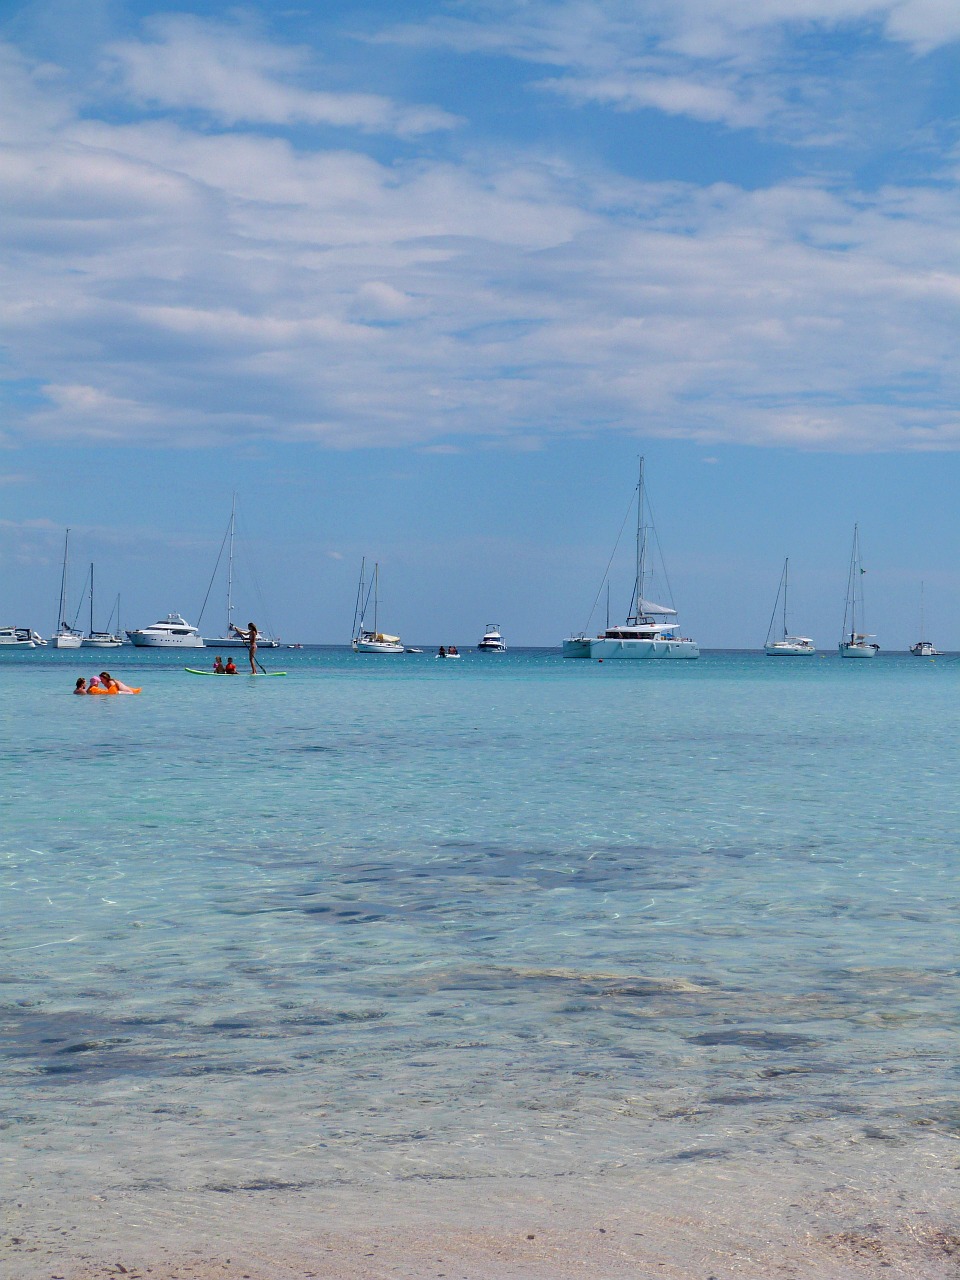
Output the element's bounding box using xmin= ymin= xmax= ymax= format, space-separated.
xmin=7 ymin=1145 xmax=960 ymax=1280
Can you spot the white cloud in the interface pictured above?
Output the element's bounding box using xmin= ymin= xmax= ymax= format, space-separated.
xmin=378 ymin=0 xmax=960 ymax=133
xmin=104 ymin=15 xmax=461 ymax=136
xmin=1 ymin=19 xmax=959 ymax=455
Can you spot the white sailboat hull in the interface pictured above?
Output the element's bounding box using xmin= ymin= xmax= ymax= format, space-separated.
xmin=765 ymin=642 xmax=815 ymax=656
xmin=82 ymin=635 xmax=124 ymax=648
xmin=565 ymin=636 xmax=699 ymax=659
xmin=839 ymin=642 xmax=879 ymax=658
xmin=353 ymin=638 xmax=404 ymax=653
xmin=51 ymin=633 xmax=83 ymax=649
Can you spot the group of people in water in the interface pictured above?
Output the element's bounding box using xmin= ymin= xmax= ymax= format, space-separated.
xmin=70 ymin=621 xmax=260 ymax=694
xmin=74 ymin=671 xmax=140 ymax=695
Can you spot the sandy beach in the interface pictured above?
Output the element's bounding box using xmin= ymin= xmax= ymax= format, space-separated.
xmin=9 ymin=1142 xmax=960 ymax=1280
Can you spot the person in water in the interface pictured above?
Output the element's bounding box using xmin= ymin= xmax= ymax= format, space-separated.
xmin=99 ymin=671 xmax=137 ymax=694
xmin=230 ymin=621 xmax=258 ymax=673
xmin=224 ymin=657 xmax=237 ymax=674
xmin=74 ymin=677 xmax=86 ymax=694
xmin=213 ymin=656 xmax=225 ymax=674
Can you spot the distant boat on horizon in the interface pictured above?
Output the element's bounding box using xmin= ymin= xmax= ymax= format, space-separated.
xmin=909 ymin=582 xmax=940 ymax=656
xmin=764 ymin=558 xmax=814 ymax=656
xmin=127 ymin=612 xmax=204 ymax=648
xmin=81 ymin=563 xmax=123 ymax=647
xmin=352 ymin=559 xmax=403 ymax=653
xmin=563 ymin=457 xmax=699 ymax=659
xmin=51 ymin=528 xmax=83 ymax=649
xmin=839 ymin=524 xmax=879 ymax=658
xmin=203 ymin=497 xmax=281 ymax=650
xmin=477 ymin=623 xmax=506 ymax=652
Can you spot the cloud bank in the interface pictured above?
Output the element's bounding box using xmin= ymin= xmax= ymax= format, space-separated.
xmin=0 ymin=5 xmax=958 ymax=452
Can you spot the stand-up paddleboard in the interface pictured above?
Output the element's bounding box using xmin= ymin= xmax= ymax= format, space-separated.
xmin=184 ymin=668 xmax=287 ymax=677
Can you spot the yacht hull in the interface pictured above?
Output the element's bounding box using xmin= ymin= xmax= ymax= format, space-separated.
xmin=765 ymin=644 xmax=815 ymax=656
xmin=51 ymin=634 xmax=83 ymax=649
xmin=565 ymin=637 xmax=699 ymax=659
xmin=353 ymin=640 xmax=404 ymax=654
xmin=127 ymin=633 xmax=204 ymax=648
xmin=839 ymin=643 xmax=879 ymax=658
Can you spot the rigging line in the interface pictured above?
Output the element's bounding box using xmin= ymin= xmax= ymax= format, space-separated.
xmin=234 ymin=502 xmax=278 ymax=637
xmin=196 ymin=521 xmax=231 ymax=628
xmin=645 ymin=488 xmax=678 ymax=612
xmin=582 ymin=487 xmax=635 ymax=634
xmin=70 ymin=564 xmax=91 ymax=630
xmin=765 ymin=562 xmax=784 ymax=647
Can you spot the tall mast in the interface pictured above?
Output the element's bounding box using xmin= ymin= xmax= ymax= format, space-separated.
xmin=782 ymin=557 xmax=789 ymax=640
xmin=226 ymin=493 xmax=236 ymax=632
xmin=58 ymin=529 xmax=70 ymax=629
xmin=89 ymin=562 xmax=94 ymax=636
xmin=635 ymin=456 xmax=646 ymax=621
xmin=919 ymin=581 xmax=925 ymax=642
xmin=373 ymin=563 xmax=379 ymax=634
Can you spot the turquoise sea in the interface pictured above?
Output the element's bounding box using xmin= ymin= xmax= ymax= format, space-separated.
xmin=3 ymin=647 xmax=958 ymax=1272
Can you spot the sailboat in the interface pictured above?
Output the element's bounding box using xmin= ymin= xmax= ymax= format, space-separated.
xmin=51 ymin=529 xmax=83 ymax=648
xmin=839 ymin=524 xmax=879 ymax=657
xmin=563 ymin=458 xmax=699 ymax=659
xmin=352 ymin=559 xmax=404 ymax=653
xmin=764 ymin=558 xmax=814 ymax=655
xmin=82 ymin=564 xmax=123 ymax=647
xmin=910 ymin=582 xmax=940 ymax=656
xmin=202 ymin=497 xmax=280 ymax=649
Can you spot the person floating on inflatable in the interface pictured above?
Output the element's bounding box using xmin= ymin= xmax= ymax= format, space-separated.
xmin=99 ymin=671 xmax=141 ymax=694
xmin=86 ymin=677 xmax=114 ymax=694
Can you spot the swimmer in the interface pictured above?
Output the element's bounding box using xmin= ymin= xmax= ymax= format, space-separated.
xmin=74 ymin=677 xmax=86 ymax=694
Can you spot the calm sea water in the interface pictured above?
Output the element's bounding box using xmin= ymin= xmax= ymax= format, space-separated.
xmin=2 ymin=647 xmax=958 ymax=1233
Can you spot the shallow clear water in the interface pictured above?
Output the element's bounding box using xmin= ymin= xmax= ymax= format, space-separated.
xmin=2 ymin=647 xmax=958 ymax=1213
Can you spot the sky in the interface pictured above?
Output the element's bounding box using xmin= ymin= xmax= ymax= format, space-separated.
xmin=1 ymin=0 xmax=959 ymax=647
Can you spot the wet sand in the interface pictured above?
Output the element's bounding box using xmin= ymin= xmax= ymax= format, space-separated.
xmin=8 ymin=1147 xmax=960 ymax=1280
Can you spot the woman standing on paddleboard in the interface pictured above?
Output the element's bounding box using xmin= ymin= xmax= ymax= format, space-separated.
xmin=231 ymin=621 xmax=259 ymax=674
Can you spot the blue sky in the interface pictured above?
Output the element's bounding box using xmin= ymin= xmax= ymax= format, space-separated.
xmin=2 ymin=0 xmax=959 ymax=646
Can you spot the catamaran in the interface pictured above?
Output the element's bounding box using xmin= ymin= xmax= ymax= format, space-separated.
xmin=764 ymin=558 xmax=814 ymax=655
xmin=352 ymin=559 xmax=403 ymax=653
xmin=909 ymin=582 xmax=940 ymax=656
xmin=51 ymin=528 xmax=83 ymax=649
xmin=839 ymin=524 xmax=879 ymax=657
xmin=563 ymin=458 xmax=699 ymax=659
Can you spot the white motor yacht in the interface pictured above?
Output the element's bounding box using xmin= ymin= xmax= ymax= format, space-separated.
xmin=127 ymin=613 xmax=204 ymax=648
xmin=564 ymin=458 xmax=699 ymax=659
xmin=0 ymin=626 xmax=44 ymax=648
xmin=478 ymin=624 xmax=506 ymax=652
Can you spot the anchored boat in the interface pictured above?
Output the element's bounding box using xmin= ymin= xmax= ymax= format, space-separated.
xmin=563 ymin=458 xmax=699 ymax=659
